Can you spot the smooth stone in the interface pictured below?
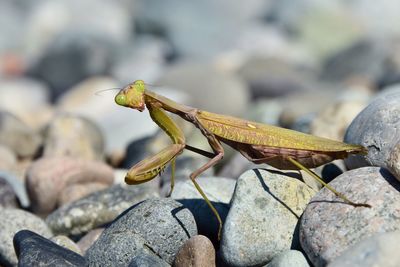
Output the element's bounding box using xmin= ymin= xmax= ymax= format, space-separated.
xmin=157 ymin=62 xmax=250 ymax=117
xmin=221 ymin=168 xmax=315 ymax=267
xmin=14 ymin=230 xmax=87 ymax=267
xmin=238 ymin=57 xmax=316 ymax=98
xmin=310 ymin=100 xmax=366 ymax=141
xmin=387 ymin=140 xmax=400 ymax=181
xmin=0 ymin=177 xmax=18 ymax=208
xmin=171 ymin=177 xmax=235 ymax=240
xmin=58 ymin=182 xmax=110 ymax=206
xmin=300 ymin=167 xmax=400 ymax=266
xmin=0 ymin=110 xmax=42 ymax=158
xmin=344 ymin=90 xmax=400 ymax=175
xmin=42 ymin=114 xmax=105 ymax=160
xmin=245 ymin=99 xmax=283 ymax=126
xmin=0 ymin=78 xmax=52 ymax=129
xmin=174 ymin=235 xmax=216 ymax=267
xmin=26 ymin=157 xmax=114 ymax=215
xmin=86 ymin=198 xmax=197 ymax=266
xmin=76 ymin=228 xmax=104 ymax=254
xmin=50 ymin=235 xmax=82 ymax=255
xmin=0 ymin=144 xmax=17 ymax=171
xmin=46 ymin=183 xmax=159 ymax=236
xmin=265 ymin=250 xmax=310 ymax=267
xmin=328 ymin=231 xmax=400 ymax=267
xmin=0 ymin=170 xmax=29 ymax=208
xmin=0 ymin=209 xmax=52 ymax=266
xmin=128 ymin=252 xmax=170 ymax=267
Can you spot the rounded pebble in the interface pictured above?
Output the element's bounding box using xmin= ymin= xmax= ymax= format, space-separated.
xmin=46 ymin=183 xmax=159 ymax=236
xmin=266 ymin=250 xmax=310 ymax=267
xmin=50 ymin=235 xmax=82 ymax=255
xmin=0 ymin=208 xmax=52 ymax=266
xmin=86 ymin=198 xmax=197 ymax=266
xmin=76 ymin=228 xmax=104 ymax=254
xmin=14 ymin=230 xmax=86 ymax=267
xmin=26 ymin=156 xmax=114 ymax=215
xmin=128 ymin=252 xmax=170 ymax=267
xmin=300 ymin=167 xmax=400 ymax=266
xmin=221 ymin=168 xmax=315 ymax=267
xmin=174 ymin=235 xmax=216 ymax=267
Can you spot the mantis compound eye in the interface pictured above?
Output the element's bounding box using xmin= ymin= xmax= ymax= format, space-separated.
xmin=115 ymin=94 xmax=127 ymax=106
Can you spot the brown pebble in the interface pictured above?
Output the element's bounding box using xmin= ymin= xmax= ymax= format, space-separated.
xmin=173 ymin=235 xmax=215 ymax=267
xmin=58 ymin=182 xmax=110 ymax=206
xmin=77 ymin=228 xmax=104 ymax=254
xmin=26 ymin=157 xmax=114 ymax=215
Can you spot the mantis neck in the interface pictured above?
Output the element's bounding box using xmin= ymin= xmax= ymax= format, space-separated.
xmin=144 ymin=90 xmax=195 ymax=115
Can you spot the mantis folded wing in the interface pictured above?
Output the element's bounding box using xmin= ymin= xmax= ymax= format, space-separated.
xmin=116 ymin=80 xmax=371 ymax=240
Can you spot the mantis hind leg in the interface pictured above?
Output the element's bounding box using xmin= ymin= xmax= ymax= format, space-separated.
xmin=287 ymin=157 xmax=371 ymax=208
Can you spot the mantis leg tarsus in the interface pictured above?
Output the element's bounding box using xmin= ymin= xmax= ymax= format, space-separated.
xmin=287 ymin=157 xmax=371 ymax=208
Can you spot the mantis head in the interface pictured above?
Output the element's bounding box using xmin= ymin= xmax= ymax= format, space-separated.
xmin=115 ymin=80 xmax=146 ymax=111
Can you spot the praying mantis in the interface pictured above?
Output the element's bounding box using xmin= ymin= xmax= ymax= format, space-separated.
xmin=115 ymin=80 xmax=371 ymax=239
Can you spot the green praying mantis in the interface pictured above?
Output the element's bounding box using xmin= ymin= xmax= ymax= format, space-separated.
xmin=115 ymin=80 xmax=371 ymax=239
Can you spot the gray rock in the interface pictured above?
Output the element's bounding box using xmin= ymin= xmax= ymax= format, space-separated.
xmin=0 ymin=177 xmax=18 ymax=208
xmin=300 ymin=167 xmax=400 ymax=267
xmin=0 ymin=171 xmax=29 ymax=208
xmin=266 ymin=250 xmax=310 ymax=267
xmin=344 ymin=90 xmax=400 ymax=176
xmin=171 ymin=177 xmax=235 ymax=240
xmin=86 ymin=198 xmax=197 ymax=266
xmin=50 ymin=235 xmax=82 ymax=255
xmin=46 ymin=183 xmax=159 ymax=236
xmin=157 ymin=62 xmax=250 ymax=117
xmin=129 ymin=252 xmax=170 ymax=267
xmin=42 ymin=114 xmax=105 ymax=160
xmin=26 ymin=157 xmax=114 ymax=215
xmin=245 ymin=99 xmax=283 ymax=126
xmin=221 ymin=168 xmax=315 ymax=267
xmin=0 ymin=208 xmax=52 ymax=266
xmin=0 ymin=110 xmax=42 ymax=158
xmin=14 ymin=230 xmax=87 ymax=267
xmin=328 ymin=231 xmax=400 ymax=267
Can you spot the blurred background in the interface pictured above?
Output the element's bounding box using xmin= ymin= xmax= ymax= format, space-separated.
xmin=1 ymin=0 xmax=400 ymax=157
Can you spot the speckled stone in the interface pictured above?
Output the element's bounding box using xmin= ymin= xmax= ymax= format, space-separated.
xmin=328 ymin=231 xmax=400 ymax=267
xmin=0 ymin=177 xmax=18 ymax=208
xmin=46 ymin=183 xmax=159 ymax=236
xmin=128 ymin=253 xmax=170 ymax=267
xmin=344 ymin=90 xmax=400 ymax=174
xmin=77 ymin=228 xmax=104 ymax=254
xmin=266 ymin=250 xmax=310 ymax=267
xmin=171 ymin=177 xmax=235 ymax=240
xmin=86 ymin=198 xmax=197 ymax=266
xmin=0 ymin=209 xmax=52 ymax=266
xmin=174 ymin=235 xmax=216 ymax=267
xmin=300 ymin=167 xmax=400 ymax=267
xmin=26 ymin=156 xmax=114 ymax=215
xmin=221 ymin=168 xmax=315 ymax=267
xmin=50 ymin=235 xmax=82 ymax=255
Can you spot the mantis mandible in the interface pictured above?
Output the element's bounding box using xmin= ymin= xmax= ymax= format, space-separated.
xmin=115 ymin=80 xmax=371 ymax=239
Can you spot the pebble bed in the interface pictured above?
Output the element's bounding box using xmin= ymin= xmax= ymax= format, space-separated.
xmin=1 ymin=1 xmax=400 ymax=267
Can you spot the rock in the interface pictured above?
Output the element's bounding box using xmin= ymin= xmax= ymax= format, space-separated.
xmin=128 ymin=253 xmax=170 ymax=267
xmin=174 ymin=235 xmax=216 ymax=267
xmin=328 ymin=231 xmax=400 ymax=267
xmin=0 ymin=170 xmax=29 ymax=208
xmin=14 ymin=230 xmax=87 ymax=267
xmin=42 ymin=114 xmax=105 ymax=160
xmin=221 ymin=168 xmax=315 ymax=266
xmin=0 ymin=144 xmax=17 ymax=171
xmin=0 ymin=209 xmax=52 ymax=266
xmin=300 ymin=167 xmax=400 ymax=266
xmin=266 ymin=250 xmax=310 ymax=267
xmin=50 ymin=235 xmax=82 ymax=255
xmin=26 ymin=157 xmax=114 ymax=215
xmin=171 ymin=177 xmax=235 ymax=240
xmin=245 ymin=99 xmax=283 ymax=126
xmin=0 ymin=177 xmax=18 ymax=208
xmin=387 ymin=140 xmax=400 ymax=181
xmin=310 ymin=100 xmax=366 ymax=141
xmin=46 ymin=183 xmax=159 ymax=236
xmin=157 ymin=62 xmax=250 ymax=117
xmin=0 ymin=110 xmax=42 ymax=158
xmin=58 ymin=182 xmax=110 ymax=206
xmin=76 ymin=228 xmax=104 ymax=254
xmin=238 ymin=57 xmax=316 ymax=98
xmin=86 ymin=198 xmax=197 ymax=266
xmin=344 ymin=90 xmax=400 ymax=175
xmin=0 ymin=78 xmax=52 ymax=129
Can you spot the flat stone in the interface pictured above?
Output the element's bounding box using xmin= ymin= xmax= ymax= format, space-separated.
xmin=221 ymin=168 xmax=315 ymax=267
xmin=328 ymin=231 xmax=400 ymax=267
xmin=0 ymin=208 xmax=52 ymax=266
xmin=86 ymin=198 xmax=197 ymax=266
xmin=14 ymin=230 xmax=87 ymax=267
xmin=300 ymin=167 xmax=400 ymax=266
xmin=46 ymin=183 xmax=159 ymax=236
xmin=174 ymin=235 xmax=216 ymax=267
